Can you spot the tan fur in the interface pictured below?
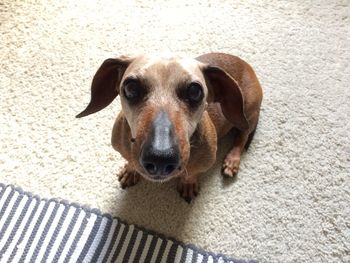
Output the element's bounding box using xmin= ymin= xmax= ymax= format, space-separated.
xmin=77 ymin=53 xmax=263 ymax=202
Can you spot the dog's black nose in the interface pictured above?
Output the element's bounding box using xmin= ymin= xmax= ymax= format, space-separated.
xmin=140 ymin=111 xmax=180 ymax=177
xmin=141 ymin=147 xmax=180 ymax=175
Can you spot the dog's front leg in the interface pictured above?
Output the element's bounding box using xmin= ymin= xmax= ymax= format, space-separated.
xmin=117 ymin=163 xmax=141 ymax=189
xmin=176 ymin=113 xmax=218 ymax=203
xmin=177 ymin=172 xmax=200 ymax=203
xmin=112 ymin=112 xmax=142 ymax=189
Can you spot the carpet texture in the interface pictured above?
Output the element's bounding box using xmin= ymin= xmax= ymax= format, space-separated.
xmin=1 ymin=1 xmax=349 ymax=262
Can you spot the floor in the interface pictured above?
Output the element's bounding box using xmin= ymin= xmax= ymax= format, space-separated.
xmin=1 ymin=1 xmax=349 ymax=262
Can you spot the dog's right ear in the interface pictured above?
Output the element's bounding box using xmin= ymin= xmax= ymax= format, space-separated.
xmin=76 ymin=56 xmax=133 ymax=118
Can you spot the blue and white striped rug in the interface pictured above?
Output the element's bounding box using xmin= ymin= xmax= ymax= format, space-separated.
xmin=0 ymin=184 xmax=257 ymax=263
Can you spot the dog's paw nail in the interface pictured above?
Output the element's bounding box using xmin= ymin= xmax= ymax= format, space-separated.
xmin=222 ymin=165 xmax=238 ymax=177
xmin=185 ymin=197 xmax=192 ymax=203
xmin=224 ymin=169 xmax=233 ymax=177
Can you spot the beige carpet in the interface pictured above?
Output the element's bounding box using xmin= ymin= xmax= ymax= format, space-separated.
xmin=1 ymin=1 xmax=349 ymax=262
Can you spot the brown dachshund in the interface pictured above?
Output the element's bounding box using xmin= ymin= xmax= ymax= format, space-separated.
xmin=77 ymin=53 xmax=263 ymax=202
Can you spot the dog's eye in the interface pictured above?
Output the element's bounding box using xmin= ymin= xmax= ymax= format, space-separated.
xmin=186 ymin=83 xmax=203 ymax=104
xmin=123 ymin=79 xmax=142 ymax=102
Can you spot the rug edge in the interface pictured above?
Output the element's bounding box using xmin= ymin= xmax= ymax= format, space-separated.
xmin=0 ymin=183 xmax=258 ymax=263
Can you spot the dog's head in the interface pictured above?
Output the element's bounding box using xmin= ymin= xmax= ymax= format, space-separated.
xmin=77 ymin=54 xmax=247 ymax=182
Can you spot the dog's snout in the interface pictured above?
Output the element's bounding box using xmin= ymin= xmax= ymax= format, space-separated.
xmin=141 ymin=147 xmax=179 ymax=175
xmin=140 ymin=111 xmax=180 ymax=177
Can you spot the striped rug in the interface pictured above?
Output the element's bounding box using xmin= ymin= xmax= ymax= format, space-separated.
xmin=0 ymin=184 xmax=257 ymax=263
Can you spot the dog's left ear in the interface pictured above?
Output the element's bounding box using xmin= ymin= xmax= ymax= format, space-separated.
xmin=202 ymin=66 xmax=249 ymax=131
xmin=76 ymin=56 xmax=133 ymax=118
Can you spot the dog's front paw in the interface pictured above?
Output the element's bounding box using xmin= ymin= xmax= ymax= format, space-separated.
xmin=117 ymin=165 xmax=141 ymax=189
xmin=222 ymin=157 xmax=240 ymax=177
xmin=177 ymin=180 xmax=199 ymax=203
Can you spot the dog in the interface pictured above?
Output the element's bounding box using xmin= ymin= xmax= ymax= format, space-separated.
xmin=77 ymin=53 xmax=263 ymax=202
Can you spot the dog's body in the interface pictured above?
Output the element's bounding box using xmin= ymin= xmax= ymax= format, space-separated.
xmin=77 ymin=53 xmax=262 ymax=202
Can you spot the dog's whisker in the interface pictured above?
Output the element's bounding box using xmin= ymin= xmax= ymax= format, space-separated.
xmin=129 ymin=160 xmax=137 ymax=173
xmin=190 ymin=143 xmax=198 ymax=149
xmin=184 ymin=168 xmax=189 ymax=178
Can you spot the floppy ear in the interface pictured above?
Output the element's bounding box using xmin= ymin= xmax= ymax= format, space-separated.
xmin=76 ymin=57 xmax=132 ymax=118
xmin=203 ymin=66 xmax=249 ymax=131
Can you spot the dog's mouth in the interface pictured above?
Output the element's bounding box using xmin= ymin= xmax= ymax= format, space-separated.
xmin=142 ymin=174 xmax=175 ymax=183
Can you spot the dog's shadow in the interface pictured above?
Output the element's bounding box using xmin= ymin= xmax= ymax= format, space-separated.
xmin=109 ymin=134 xmax=240 ymax=239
